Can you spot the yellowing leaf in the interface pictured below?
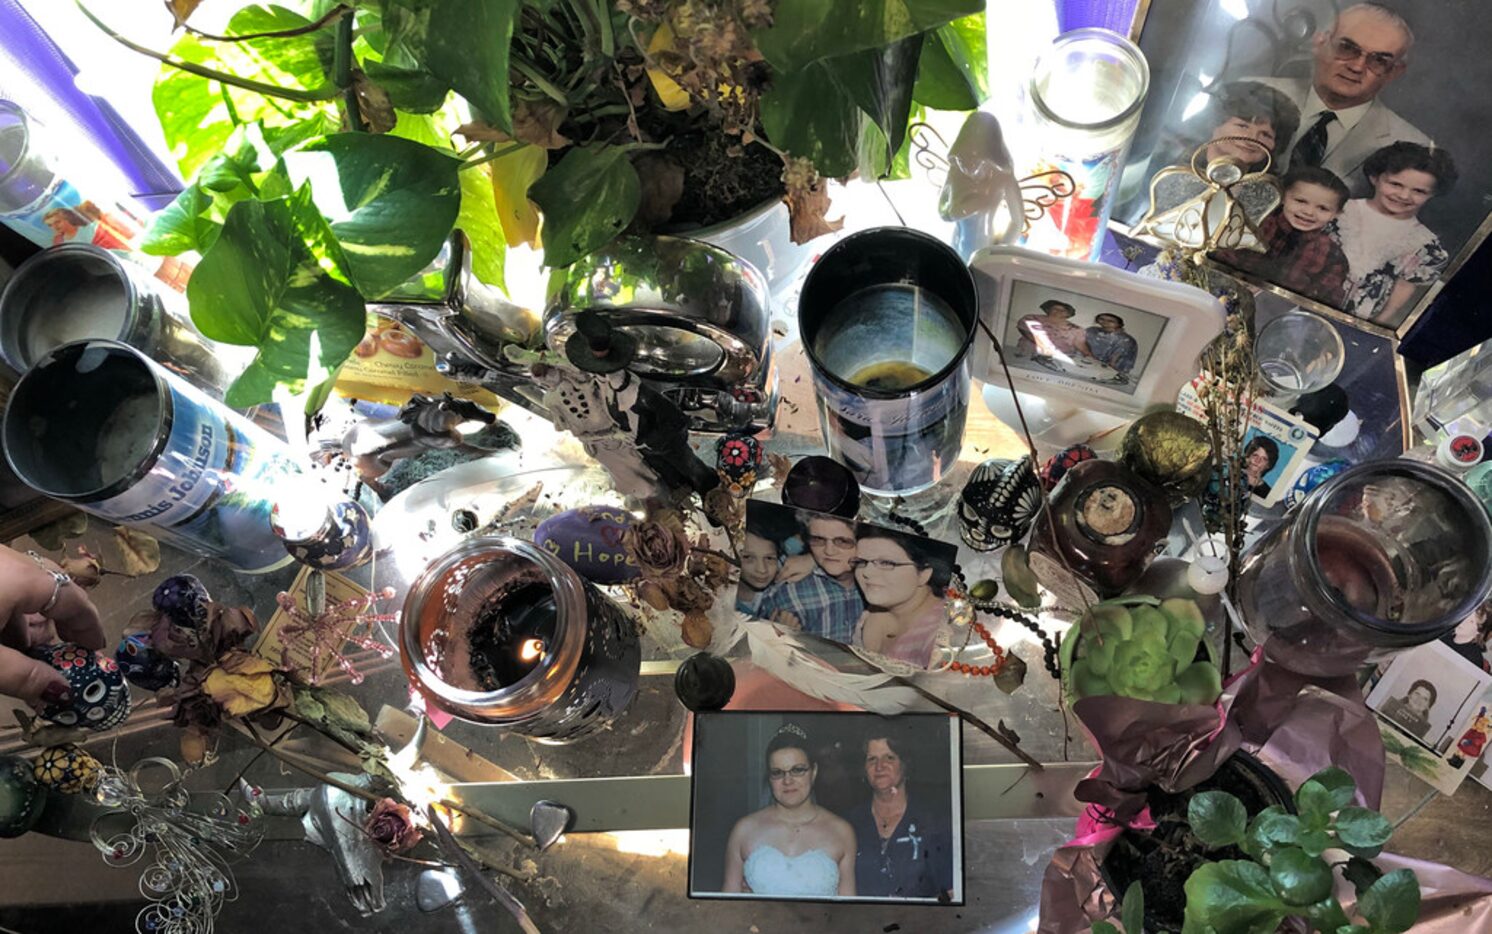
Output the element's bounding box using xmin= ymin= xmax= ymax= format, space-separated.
xmin=645 ymin=25 xmax=692 ymax=112
xmin=490 ymin=144 xmax=547 ymax=248
xmin=112 ymin=527 xmax=162 ymax=576
xmin=203 ymin=651 xmax=281 ymax=717
xmin=169 ymin=0 xmax=205 ymax=27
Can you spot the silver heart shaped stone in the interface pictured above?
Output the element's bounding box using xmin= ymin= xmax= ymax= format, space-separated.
xmin=530 ymin=800 xmax=574 ymax=852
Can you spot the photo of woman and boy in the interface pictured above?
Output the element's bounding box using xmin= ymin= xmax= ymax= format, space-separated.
xmin=1118 ymin=3 xmax=1487 ymax=329
xmin=690 ymin=712 xmax=962 ymax=905
xmin=736 ymin=501 xmax=957 ymax=670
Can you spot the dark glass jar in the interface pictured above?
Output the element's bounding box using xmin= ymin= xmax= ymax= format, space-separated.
xmin=1237 ymin=460 xmax=1492 ymax=677
xmin=399 ymin=537 xmax=641 ymax=742
xmin=1028 ymin=458 xmax=1172 ymax=598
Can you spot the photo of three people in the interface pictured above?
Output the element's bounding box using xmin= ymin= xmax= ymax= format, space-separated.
xmin=736 ymin=501 xmax=958 ymax=670
xmin=1118 ymin=2 xmax=1492 ymax=329
xmin=689 ymin=711 xmax=963 ymax=905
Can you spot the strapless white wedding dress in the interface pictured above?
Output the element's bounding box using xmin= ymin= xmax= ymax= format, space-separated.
xmin=742 ymin=845 xmax=839 ymax=897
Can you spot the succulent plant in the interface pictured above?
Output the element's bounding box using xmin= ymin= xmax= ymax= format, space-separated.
xmin=1062 ymin=596 xmax=1222 ymax=705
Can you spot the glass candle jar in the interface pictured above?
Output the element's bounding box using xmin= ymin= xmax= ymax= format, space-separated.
xmin=1254 ymin=310 xmax=1345 ymax=401
xmin=1019 ymin=29 xmax=1150 ymax=262
xmin=1237 ymin=461 xmax=1492 ymax=677
xmin=798 ymin=228 xmax=979 ymax=495
xmin=399 ymin=537 xmax=641 ymax=742
xmin=3 ymin=340 xmax=301 ymax=572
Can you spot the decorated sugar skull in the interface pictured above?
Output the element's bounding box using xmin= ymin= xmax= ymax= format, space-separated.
xmin=33 ymin=744 xmax=101 ymax=795
xmin=115 ymin=632 xmax=180 ymax=692
xmin=28 ymin=643 xmax=131 ymax=731
xmin=714 ymin=430 xmax=763 ymax=496
xmin=958 ymin=458 xmax=1042 ymax=551
xmin=1040 ymin=444 xmax=1097 ymax=491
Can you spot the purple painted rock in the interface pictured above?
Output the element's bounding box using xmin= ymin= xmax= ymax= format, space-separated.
xmin=534 ymin=506 xmax=641 ymax=584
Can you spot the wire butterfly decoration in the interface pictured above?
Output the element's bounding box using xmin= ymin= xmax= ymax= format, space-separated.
xmin=90 ymin=758 xmax=262 ymax=934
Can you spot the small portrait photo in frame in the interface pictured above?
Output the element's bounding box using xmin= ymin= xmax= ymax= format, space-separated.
xmin=971 ymin=247 xmax=1225 ymax=419
xmin=688 ymin=710 xmax=964 ymax=905
xmin=737 ymin=500 xmax=961 ymax=673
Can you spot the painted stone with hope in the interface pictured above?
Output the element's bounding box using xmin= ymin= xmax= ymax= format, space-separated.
xmin=28 ymin=642 xmax=131 ymax=731
xmin=534 ymin=506 xmax=641 ymax=584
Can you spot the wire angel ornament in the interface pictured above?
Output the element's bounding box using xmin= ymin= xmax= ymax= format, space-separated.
xmin=1131 ymin=139 xmax=1283 ymax=257
xmin=89 ymin=758 xmax=262 ymax=934
xmin=275 ymin=571 xmax=397 ymax=685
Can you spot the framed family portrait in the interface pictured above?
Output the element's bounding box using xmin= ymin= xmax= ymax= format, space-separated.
xmin=1114 ymin=0 xmax=1492 ymax=336
xmin=687 ymin=711 xmax=964 ymax=905
xmin=736 ymin=500 xmax=962 ymax=673
xmin=970 ymin=247 xmax=1225 ymax=419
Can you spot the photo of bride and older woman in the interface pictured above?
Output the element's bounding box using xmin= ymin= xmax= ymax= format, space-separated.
xmin=1116 ymin=2 xmax=1492 ymax=330
xmin=736 ymin=501 xmax=959 ymax=670
xmin=689 ymin=712 xmax=963 ymax=905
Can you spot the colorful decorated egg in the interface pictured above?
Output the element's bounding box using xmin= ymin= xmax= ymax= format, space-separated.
xmin=33 ymin=744 xmax=101 ymax=795
xmin=1040 ymin=444 xmax=1097 ymax=491
xmin=534 ymin=506 xmax=640 ymax=584
xmin=152 ymin=574 xmax=210 ymax=629
xmin=272 ymin=498 xmax=375 ymax=570
xmin=115 ymin=632 xmax=180 ymax=691
xmin=1285 ymin=460 xmax=1351 ymax=510
xmin=28 ymin=643 xmax=131 ymax=731
xmin=0 ymin=755 xmax=44 ymax=838
xmin=958 ymin=458 xmax=1043 ymax=552
xmin=714 ymin=430 xmax=763 ymax=496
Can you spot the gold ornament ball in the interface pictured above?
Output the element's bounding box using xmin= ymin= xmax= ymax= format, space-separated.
xmin=1119 ymin=411 xmax=1214 ymax=503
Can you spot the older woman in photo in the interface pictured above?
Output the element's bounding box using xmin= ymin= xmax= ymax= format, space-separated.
xmin=1016 ymin=299 xmax=1093 ymax=370
xmin=1336 ymin=142 xmax=1456 ymax=325
xmin=1381 ymin=679 xmax=1438 ymax=741
xmin=852 ymin=525 xmax=951 ymax=669
xmin=850 ymin=732 xmax=954 ymax=900
xmin=722 ymin=724 xmax=857 ymax=898
xmin=1242 ymin=435 xmax=1280 ymax=498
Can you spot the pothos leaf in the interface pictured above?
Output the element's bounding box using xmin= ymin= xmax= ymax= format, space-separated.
xmin=424 ymin=0 xmax=521 ymax=133
xmin=912 ymin=14 xmax=987 ymax=110
xmin=283 ymin=133 xmax=463 ymax=297
xmin=488 ymin=144 xmax=546 ymax=248
xmin=187 ymin=189 xmax=366 ymax=407
xmin=759 ymin=62 xmax=862 ymax=179
xmin=112 ymin=527 xmax=162 ymax=576
xmin=527 ymin=145 xmax=640 ymax=267
xmin=752 ymin=0 xmax=983 ymax=73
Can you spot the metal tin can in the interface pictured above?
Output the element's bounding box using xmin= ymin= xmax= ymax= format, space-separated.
xmin=799 ymin=228 xmax=979 ymax=495
xmin=399 ymin=537 xmax=640 ymax=742
xmin=3 ymin=340 xmax=301 ymax=572
xmin=0 ymin=244 xmax=233 ymax=391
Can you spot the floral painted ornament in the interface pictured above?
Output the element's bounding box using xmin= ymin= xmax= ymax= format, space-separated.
xmin=958 ymin=458 xmax=1042 ymax=552
xmin=1040 ymin=444 xmax=1097 ymax=491
xmin=714 ymin=430 xmax=762 ymax=496
xmin=0 ymin=755 xmax=44 ymax=838
xmin=33 ymin=744 xmax=101 ymax=795
xmin=28 ymin=642 xmax=131 ymax=731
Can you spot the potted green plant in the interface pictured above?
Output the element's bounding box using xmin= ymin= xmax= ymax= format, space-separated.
xmin=1099 ymin=765 xmax=1420 ymax=934
xmin=82 ymin=0 xmax=989 ymax=407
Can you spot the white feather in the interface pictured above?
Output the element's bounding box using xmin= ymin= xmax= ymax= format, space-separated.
xmin=730 ymin=619 xmax=919 ymax=715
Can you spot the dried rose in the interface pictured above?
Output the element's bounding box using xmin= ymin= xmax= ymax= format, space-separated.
xmin=623 ymin=514 xmax=690 ymax=581
xmin=365 ymin=798 xmax=422 ymax=854
xmin=202 ymin=651 xmax=288 ymax=718
xmin=665 ymin=576 xmax=713 ymax=614
xmin=152 ymin=601 xmax=259 ymax=666
xmin=701 ymin=487 xmax=742 ymax=528
xmin=60 ymin=546 xmax=103 ymax=590
xmin=681 ymin=611 xmax=713 ymax=649
xmin=637 ymin=580 xmax=672 ymax=612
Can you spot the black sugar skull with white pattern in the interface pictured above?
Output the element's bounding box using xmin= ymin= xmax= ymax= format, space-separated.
xmin=958 ymin=458 xmax=1042 ymax=551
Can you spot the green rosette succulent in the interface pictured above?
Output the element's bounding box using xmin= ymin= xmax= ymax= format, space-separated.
xmin=1061 ymin=596 xmax=1222 ymax=706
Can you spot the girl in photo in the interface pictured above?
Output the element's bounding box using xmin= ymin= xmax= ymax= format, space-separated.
xmin=852 ymin=525 xmax=951 ymax=669
xmin=721 ymin=724 xmax=857 ymax=898
xmin=1336 ymin=142 xmax=1456 ymax=325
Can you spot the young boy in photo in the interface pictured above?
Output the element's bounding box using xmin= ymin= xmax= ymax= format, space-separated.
xmin=1215 ymin=166 xmax=1351 ymax=307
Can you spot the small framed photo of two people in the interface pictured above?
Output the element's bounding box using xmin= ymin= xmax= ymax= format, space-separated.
xmin=970 ymin=247 xmax=1224 ymax=420
xmin=1113 ymin=1 xmax=1492 ymax=335
xmin=688 ymin=711 xmax=964 ymax=905
xmin=736 ymin=500 xmax=962 ymax=672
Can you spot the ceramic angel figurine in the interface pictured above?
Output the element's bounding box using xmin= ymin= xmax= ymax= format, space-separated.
xmin=938 ymin=111 xmax=1025 ymax=262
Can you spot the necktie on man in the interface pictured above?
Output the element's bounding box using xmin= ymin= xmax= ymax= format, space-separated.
xmin=1292 ymin=111 xmax=1337 ymax=169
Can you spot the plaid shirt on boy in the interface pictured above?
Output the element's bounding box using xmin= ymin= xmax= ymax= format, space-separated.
xmin=1218 ymin=211 xmax=1349 ymax=307
xmin=754 ymin=568 xmax=865 ymax=644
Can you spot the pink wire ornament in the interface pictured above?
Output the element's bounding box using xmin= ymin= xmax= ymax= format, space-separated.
xmin=273 ymin=586 xmax=398 ymax=685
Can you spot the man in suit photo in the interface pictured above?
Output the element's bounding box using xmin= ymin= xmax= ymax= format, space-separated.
xmin=1252 ymin=3 xmax=1429 ymax=193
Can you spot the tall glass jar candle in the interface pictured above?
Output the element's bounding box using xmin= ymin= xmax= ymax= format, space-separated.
xmin=1019 ymin=29 xmax=1150 ymax=262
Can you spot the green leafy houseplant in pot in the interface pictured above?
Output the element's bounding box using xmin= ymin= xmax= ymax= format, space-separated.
xmin=85 ymin=0 xmax=991 ymax=407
